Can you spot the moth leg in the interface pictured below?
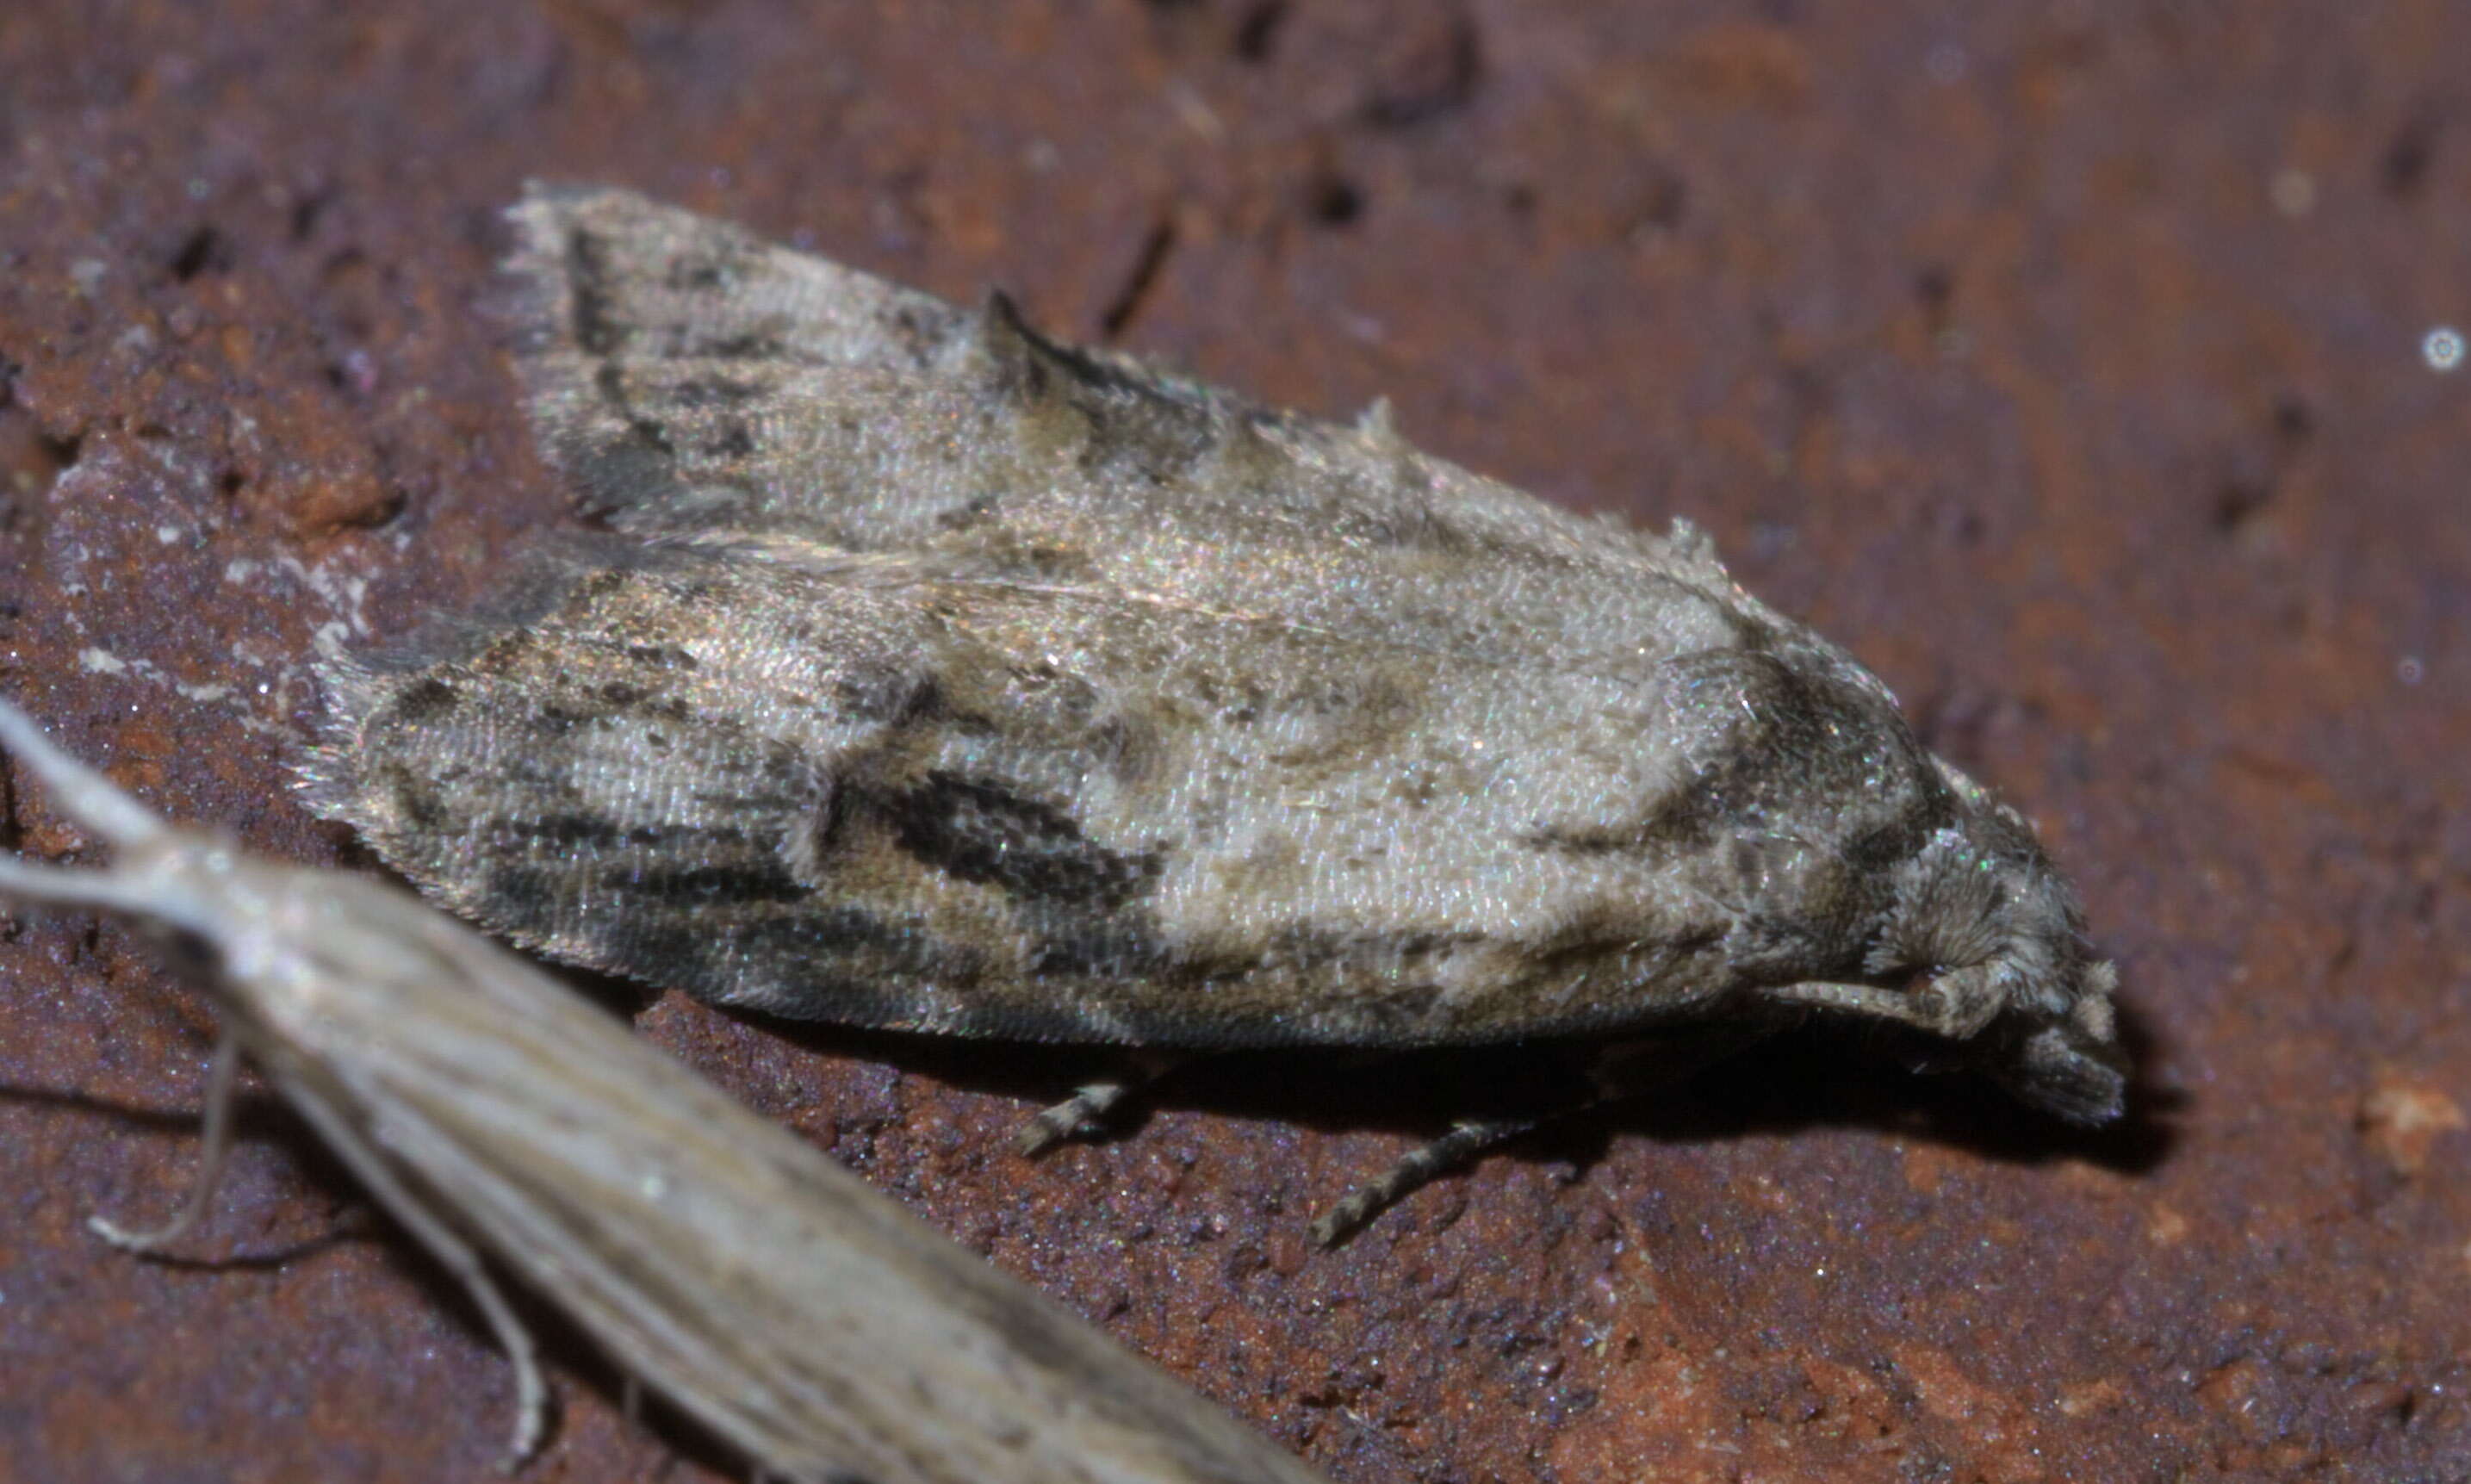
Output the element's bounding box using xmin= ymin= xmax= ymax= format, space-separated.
xmin=1014 ymin=1049 xmax=1188 ymax=1156
xmin=88 ymin=1029 xmax=245 ymax=1252
xmin=1310 ymin=1115 xmax=1542 ymax=1247
xmin=275 ymin=1079 xmax=550 ymax=1469
xmin=1760 ymin=977 xmax=2000 ymax=1039
xmin=1311 ymin=1028 xmax=1773 ymax=1246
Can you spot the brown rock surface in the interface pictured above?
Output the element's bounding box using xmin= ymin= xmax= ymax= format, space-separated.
xmin=1 ymin=3 xmax=2465 ymax=1481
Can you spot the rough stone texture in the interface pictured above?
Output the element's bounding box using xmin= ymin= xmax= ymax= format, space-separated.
xmin=0 ymin=3 xmax=2465 ymax=1481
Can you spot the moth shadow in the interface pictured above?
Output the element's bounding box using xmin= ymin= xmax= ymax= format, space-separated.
xmin=1580 ymin=995 xmax=2177 ymax=1177
xmin=730 ymin=987 xmax=2176 ymax=1182
xmin=0 ymin=1083 xmax=385 ymax=1267
xmin=0 ymin=1078 xmax=816 ymax=1478
xmin=720 ymin=1007 xmax=1603 ymax=1151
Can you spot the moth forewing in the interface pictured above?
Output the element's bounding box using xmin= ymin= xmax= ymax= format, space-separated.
xmin=316 ymin=188 xmax=2126 ymax=1239
xmin=0 ymin=699 xmax=1332 ymax=1484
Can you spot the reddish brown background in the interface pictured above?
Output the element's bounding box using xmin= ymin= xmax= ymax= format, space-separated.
xmin=2 ymin=3 xmax=2467 ymax=1481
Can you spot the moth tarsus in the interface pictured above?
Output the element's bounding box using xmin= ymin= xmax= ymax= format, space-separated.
xmin=1309 ymin=1116 xmax=1544 ymax=1248
xmin=84 ymin=1030 xmax=245 ymax=1253
xmin=1016 ymin=1077 xmax=1144 ymax=1156
xmin=312 ymin=185 xmax=2126 ymax=1238
xmin=1012 ymin=1046 xmax=1188 ymax=1155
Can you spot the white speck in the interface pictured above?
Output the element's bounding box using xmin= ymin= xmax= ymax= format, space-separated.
xmin=156 ymin=525 xmax=183 ymax=545
xmin=2397 ymin=656 xmax=2424 ymax=685
xmin=641 ymin=1172 xmax=671 ymax=1201
xmin=185 ymin=177 xmax=212 ymax=201
xmin=78 ymin=648 xmax=128 ymax=675
xmin=1925 ymin=42 xmax=1968 ymax=84
xmin=275 ymin=556 xmax=374 ymax=636
xmin=2269 ymin=169 xmax=2317 ymax=217
xmin=2424 ymin=326 xmax=2463 ymax=372
xmin=69 ymin=258 xmax=108 ymax=296
xmin=224 ymin=558 xmax=260 ymax=583
xmin=1166 ymin=82 xmax=1226 ymax=143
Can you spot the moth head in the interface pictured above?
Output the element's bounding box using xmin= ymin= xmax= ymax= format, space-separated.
xmin=1867 ymin=784 xmax=2126 ymax=1125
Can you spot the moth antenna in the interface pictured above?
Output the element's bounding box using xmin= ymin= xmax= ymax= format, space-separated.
xmin=89 ymin=1031 xmax=245 ymax=1253
xmin=0 ymin=698 xmax=173 ymax=851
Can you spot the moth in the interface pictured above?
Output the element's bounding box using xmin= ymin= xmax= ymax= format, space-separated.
xmin=0 ymin=698 xmax=1334 ymax=1484
xmin=312 ymin=187 xmax=2126 ymax=1239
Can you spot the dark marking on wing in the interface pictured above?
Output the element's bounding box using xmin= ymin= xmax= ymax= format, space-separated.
xmin=521 ymin=812 xmax=635 ymax=848
xmin=375 ymin=763 xmax=450 ymax=833
xmin=555 ymin=425 xmax=690 ymax=518
xmin=1841 ymin=812 xmax=1944 ymax=877
xmin=525 ymin=703 xmax=592 ymax=737
xmin=701 ymin=331 xmax=788 ymax=360
xmin=703 ymin=419 xmax=757 ymax=459
xmin=468 ymin=629 xmax=541 ymax=680
xmin=933 ymin=493 xmax=1003 ymax=533
xmin=982 ymin=291 xmax=1225 ymax=487
xmin=562 ymin=227 xmax=624 ymax=356
xmin=1526 ymin=653 xmax=1947 ymax=860
xmin=667 ymin=376 xmax=770 ymax=409
xmin=624 ymin=643 xmax=700 ymax=672
xmin=662 ymin=251 xmax=736 ymax=293
xmin=886 ymin=771 xmax=1160 ymax=910
xmin=382 ymin=676 xmax=462 ymax=726
xmin=518 ymin=816 xmax=754 ymax=851
xmin=1021 ymin=907 xmax=1167 ymax=978
xmin=829 ymin=665 xmax=942 ymax=724
xmin=609 ymin=860 xmax=814 ymax=904
xmin=483 ymin=863 xmax=562 ymax=925
xmin=593 ymin=363 xmax=676 ymax=456
xmin=622 ymin=905 xmax=993 ymax=1006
